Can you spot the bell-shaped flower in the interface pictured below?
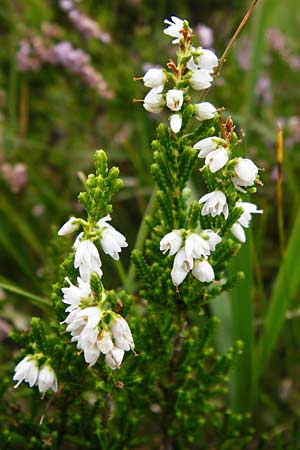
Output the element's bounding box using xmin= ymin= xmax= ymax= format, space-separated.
xmin=37 ymin=365 xmax=58 ymax=393
xmin=105 ymin=347 xmax=125 ymax=370
xmin=110 ymin=317 xmax=134 ymax=352
xmin=13 ymin=355 xmax=39 ymax=389
xmin=76 ymin=306 xmax=102 ymax=329
xmin=169 ymin=114 xmax=182 ymax=133
xmin=193 ymin=136 xmax=225 ymax=157
xmin=171 ymin=248 xmax=191 ymax=286
xmin=231 ymin=201 xmax=263 ymax=243
xmin=232 ymin=158 xmax=259 ymax=192
xmin=143 ymin=68 xmax=166 ymax=90
xmin=202 ymin=229 xmax=222 ymax=251
xmin=184 ymin=233 xmax=211 ymax=265
xmin=83 ymin=344 xmax=101 ymax=367
xmin=237 ymin=202 xmax=263 ymax=227
xmin=160 ymin=230 xmax=183 ymax=256
xmin=205 ymin=147 xmax=229 ymax=173
xmin=199 ymin=190 xmax=229 ymax=219
xmin=97 ymin=215 xmax=128 ymax=260
xmin=189 ymin=69 xmax=213 ymax=90
xmin=231 ymin=222 xmax=246 ymax=243
xmin=143 ymin=86 xmax=165 ymax=113
xmin=58 ymin=217 xmax=79 ymax=236
xmin=187 ymin=48 xmax=218 ymax=73
xmin=192 ymin=260 xmax=215 ymax=282
xmin=166 ymin=89 xmax=184 ymax=112
xmin=163 ymin=16 xmax=185 ymax=44
xmin=77 ymin=325 xmax=99 ymax=350
xmin=61 ymin=277 xmax=91 ymax=310
xmin=74 ymin=236 xmax=102 ymax=281
xmin=194 ymin=102 xmax=216 ymax=121
xmin=97 ymin=330 xmax=114 ymax=354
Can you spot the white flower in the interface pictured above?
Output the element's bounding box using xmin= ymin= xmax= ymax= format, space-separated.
xmin=105 ymin=347 xmax=125 ymax=370
xmin=231 ymin=202 xmax=263 ymax=243
xmin=143 ymin=87 xmax=165 ymax=113
xmin=231 ymin=223 xmax=246 ymax=243
xmin=110 ymin=317 xmax=134 ymax=352
xmin=194 ymin=102 xmax=216 ymax=121
xmin=190 ymin=69 xmax=213 ymax=90
xmin=37 ymin=365 xmax=58 ymax=393
xmin=97 ymin=215 xmax=128 ymax=260
xmin=171 ymin=248 xmax=191 ymax=286
xmin=76 ymin=306 xmax=102 ymax=329
xmin=74 ymin=237 xmax=102 ymax=282
xmin=205 ymin=147 xmax=229 ymax=173
xmin=193 ymin=136 xmax=225 ymax=157
xmin=166 ymin=89 xmax=184 ymax=112
xmin=187 ymin=48 xmax=218 ymax=73
xmin=169 ymin=114 xmax=182 ymax=133
xmin=184 ymin=233 xmax=211 ymax=265
xmin=163 ymin=16 xmax=185 ymax=44
xmin=58 ymin=217 xmax=78 ymax=236
xmin=83 ymin=344 xmax=101 ymax=367
xmin=97 ymin=330 xmax=114 ymax=354
xmin=192 ymin=260 xmax=215 ymax=282
xmin=232 ymin=158 xmax=259 ymax=192
xmin=199 ymin=191 xmax=229 ymax=219
xmin=202 ymin=229 xmax=222 ymax=251
xmin=61 ymin=277 xmax=91 ymax=310
xmin=236 ymin=202 xmax=263 ymax=227
xmin=77 ymin=326 xmax=99 ymax=350
xmin=13 ymin=355 xmax=39 ymax=389
xmin=143 ymin=68 xmax=166 ymax=89
xmin=160 ymin=230 xmax=183 ymax=256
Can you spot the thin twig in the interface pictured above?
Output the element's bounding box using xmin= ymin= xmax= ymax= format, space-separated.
xmin=276 ymin=123 xmax=285 ymax=256
xmin=199 ymin=0 xmax=259 ymax=102
xmin=218 ymin=0 xmax=259 ymax=73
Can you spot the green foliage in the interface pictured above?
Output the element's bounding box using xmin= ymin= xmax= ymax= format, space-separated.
xmin=78 ymin=150 xmax=123 ymax=225
xmin=2 ymin=0 xmax=300 ymax=448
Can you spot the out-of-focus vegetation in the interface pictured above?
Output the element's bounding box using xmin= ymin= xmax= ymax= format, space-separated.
xmin=1 ymin=0 xmax=300 ymax=447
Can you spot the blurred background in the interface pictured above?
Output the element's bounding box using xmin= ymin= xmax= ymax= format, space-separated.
xmin=1 ymin=0 xmax=300 ymax=442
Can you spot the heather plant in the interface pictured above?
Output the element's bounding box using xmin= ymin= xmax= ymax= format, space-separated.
xmin=0 ymin=13 xmax=268 ymax=449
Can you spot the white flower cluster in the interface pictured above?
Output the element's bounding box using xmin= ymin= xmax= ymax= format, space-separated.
xmin=13 ymin=355 xmax=57 ymax=394
xmin=194 ymin=135 xmax=262 ymax=242
xmin=58 ymin=213 xmax=128 ymax=277
xmin=141 ymin=16 xmax=218 ymax=134
xmin=160 ymin=229 xmax=221 ymax=286
xmin=61 ymin=278 xmax=134 ymax=369
xmin=58 ymin=213 xmax=134 ymax=369
xmin=143 ymin=16 xmax=263 ymax=286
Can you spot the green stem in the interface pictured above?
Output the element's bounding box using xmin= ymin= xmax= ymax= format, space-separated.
xmin=114 ymin=259 xmax=127 ymax=286
xmin=124 ymin=191 xmax=156 ymax=293
xmin=0 ymin=281 xmax=51 ymax=307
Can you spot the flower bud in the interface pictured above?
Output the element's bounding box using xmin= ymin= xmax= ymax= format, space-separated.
xmin=143 ymin=68 xmax=166 ymax=89
xmin=143 ymin=87 xmax=165 ymax=113
xmin=169 ymin=114 xmax=182 ymax=133
xmin=190 ymin=69 xmax=213 ymax=90
xmin=58 ymin=217 xmax=78 ymax=236
xmin=192 ymin=260 xmax=215 ymax=282
xmin=232 ymin=158 xmax=259 ymax=192
xmin=194 ymin=102 xmax=216 ymax=121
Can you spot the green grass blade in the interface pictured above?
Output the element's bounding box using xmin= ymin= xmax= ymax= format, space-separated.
xmin=0 ymin=279 xmax=51 ymax=307
xmin=229 ymin=235 xmax=254 ymax=412
xmin=0 ymin=196 xmax=44 ymax=257
xmin=210 ymin=292 xmax=232 ymax=355
xmin=0 ymin=223 xmax=37 ymax=283
xmin=254 ymin=208 xmax=300 ymax=386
